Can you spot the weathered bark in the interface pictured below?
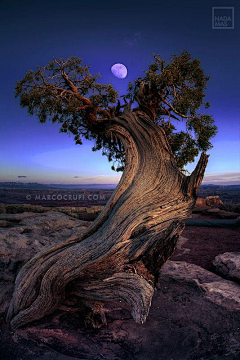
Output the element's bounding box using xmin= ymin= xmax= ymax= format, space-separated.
xmin=7 ymin=107 xmax=209 ymax=329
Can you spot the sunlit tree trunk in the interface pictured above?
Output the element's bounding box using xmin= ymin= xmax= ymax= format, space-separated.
xmin=7 ymin=107 xmax=208 ymax=329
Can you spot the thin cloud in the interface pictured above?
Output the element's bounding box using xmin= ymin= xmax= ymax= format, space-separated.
xmin=73 ymin=176 xmax=80 ymax=178
xmin=83 ymin=175 xmax=120 ymax=184
xmin=18 ymin=176 xmax=27 ymax=178
xmin=85 ymin=175 xmax=108 ymax=181
xmin=203 ymin=172 xmax=240 ymax=185
xmin=124 ymin=32 xmax=141 ymax=47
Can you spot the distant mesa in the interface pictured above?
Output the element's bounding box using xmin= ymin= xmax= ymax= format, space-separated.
xmin=0 ymin=182 xmax=117 ymax=190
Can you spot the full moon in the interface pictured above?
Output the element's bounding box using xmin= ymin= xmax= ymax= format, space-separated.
xmin=111 ymin=63 xmax=127 ymax=79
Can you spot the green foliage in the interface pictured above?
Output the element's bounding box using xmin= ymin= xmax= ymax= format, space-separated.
xmin=15 ymin=52 xmax=217 ymax=171
xmin=15 ymin=56 xmax=118 ymax=142
xmin=126 ymin=50 xmax=217 ymax=168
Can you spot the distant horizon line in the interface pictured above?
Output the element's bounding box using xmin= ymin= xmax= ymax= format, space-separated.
xmin=0 ymin=181 xmax=118 ymax=185
xmin=1 ymin=181 xmax=240 ymax=187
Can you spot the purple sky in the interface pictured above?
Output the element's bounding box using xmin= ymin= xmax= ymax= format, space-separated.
xmin=0 ymin=0 xmax=239 ymax=185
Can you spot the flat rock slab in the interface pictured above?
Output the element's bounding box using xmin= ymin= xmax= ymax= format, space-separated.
xmin=0 ymin=220 xmax=11 ymax=227
xmin=213 ymin=252 xmax=240 ymax=282
xmin=185 ymin=218 xmax=237 ymax=228
xmin=1 ymin=261 xmax=240 ymax=360
xmin=173 ymin=225 xmax=240 ymax=271
xmin=218 ymin=211 xmax=240 ymax=219
xmin=161 ymin=261 xmax=240 ymax=311
xmin=192 ymin=205 xmax=211 ymax=213
xmin=0 ymin=212 xmax=41 ymax=221
xmin=206 ymin=208 xmax=221 ymax=214
xmin=0 ymin=211 xmax=89 ymax=317
xmin=1 ymin=210 xmax=240 ymax=360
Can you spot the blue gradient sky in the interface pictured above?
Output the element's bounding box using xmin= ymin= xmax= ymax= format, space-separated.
xmin=0 ymin=0 xmax=239 ymax=185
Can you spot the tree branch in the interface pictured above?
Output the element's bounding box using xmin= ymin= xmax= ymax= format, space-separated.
xmin=183 ymin=152 xmax=209 ymax=198
xmin=60 ymin=69 xmax=92 ymax=106
xmin=158 ymin=93 xmax=189 ymax=119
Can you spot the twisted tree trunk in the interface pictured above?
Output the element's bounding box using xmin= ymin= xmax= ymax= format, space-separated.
xmin=7 ymin=108 xmax=208 ymax=329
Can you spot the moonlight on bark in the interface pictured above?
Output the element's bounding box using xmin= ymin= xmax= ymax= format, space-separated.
xmin=7 ymin=51 xmax=217 ymax=329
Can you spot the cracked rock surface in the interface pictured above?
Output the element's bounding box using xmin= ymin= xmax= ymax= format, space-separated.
xmin=0 ymin=211 xmax=89 ymax=318
xmin=1 ymin=210 xmax=240 ymax=360
xmin=213 ymin=252 xmax=240 ymax=283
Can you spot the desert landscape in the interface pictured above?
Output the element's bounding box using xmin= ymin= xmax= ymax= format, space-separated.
xmin=1 ymin=1 xmax=239 ymax=358
xmin=0 ymin=195 xmax=240 ymax=360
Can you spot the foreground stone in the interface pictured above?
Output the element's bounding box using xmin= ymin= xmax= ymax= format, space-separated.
xmin=218 ymin=211 xmax=240 ymax=219
xmin=192 ymin=205 xmax=211 ymax=213
xmin=185 ymin=218 xmax=238 ymax=228
xmin=206 ymin=196 xmax=223 ymax=207
xmin=0 ymin=203 xmax=6 ymax=214
xmin=195 ymin=196 xmax=223 ymax=208
xmin=0 ymin=211 xmax=89 ymax=318
xmin=1 ymin=261 xmax=240 ymax=359
xmin=1 ymin=211 xmax=240 ymax=359
xmin=3 ymin=203 xmax=51 ymax=214
xmin=161 ymin=261 xmax=240 ymax=311
xmin=213 ymin=252 xmax=240 ymax=283
xmin=0 ymin=220 xmax=11 ymax=227
xmin=195 ymin=197 xmax=208 ymax=206
xmin=1 ymin=203 xmax=105 ymax=221
xmin=206 ymin=208 xmax=221 ymax=214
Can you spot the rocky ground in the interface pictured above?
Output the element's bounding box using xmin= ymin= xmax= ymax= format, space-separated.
xmin=0 ymin=201 xmax=240 ymax=360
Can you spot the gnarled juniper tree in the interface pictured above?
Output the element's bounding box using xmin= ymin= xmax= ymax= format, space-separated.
xmin=7 ymin=51 xmax=217 ymax=329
